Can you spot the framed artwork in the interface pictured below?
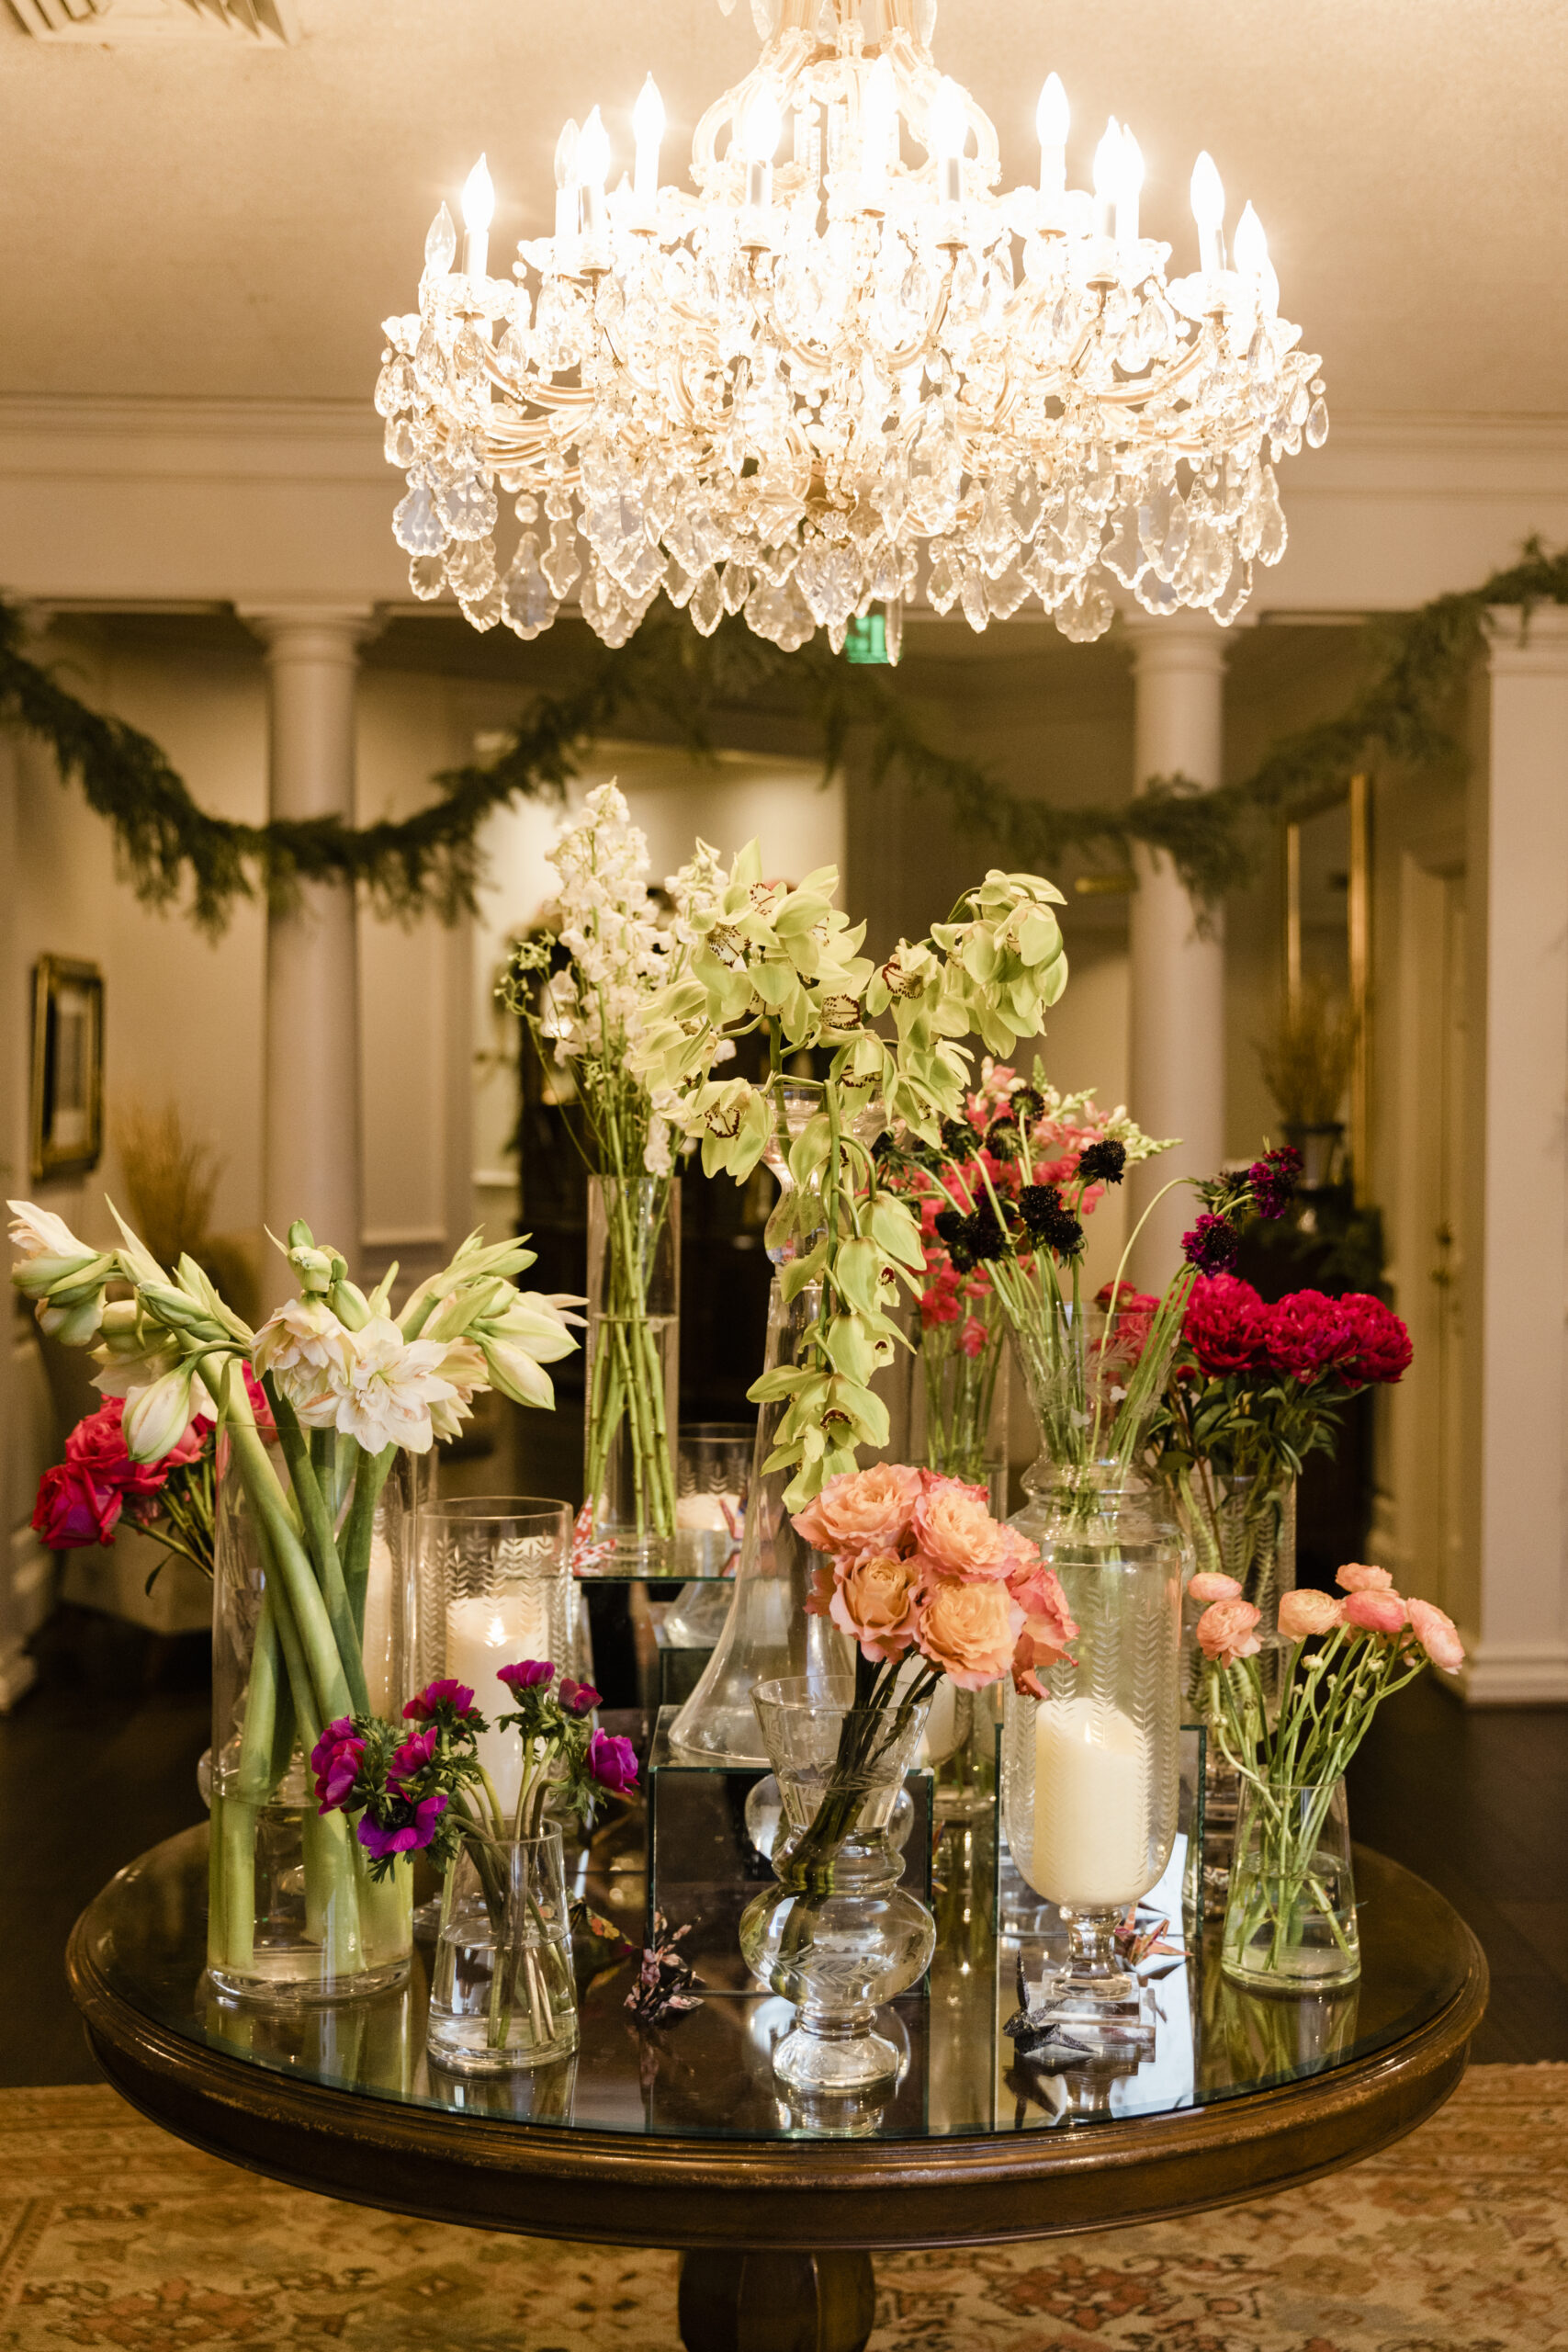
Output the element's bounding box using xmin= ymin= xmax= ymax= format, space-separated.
xmin=30 ymin=956 xmax=105 ymax=1181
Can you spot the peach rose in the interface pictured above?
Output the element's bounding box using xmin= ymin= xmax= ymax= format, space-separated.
xmin=1344 ymin=1586 xmax=1408 ymax=1635
xmin=1007 ymin=1559 xmax=1078 ymax=1657
xmin=1195 ymin=1596 xmax=1263 ymax=1666
xmin=1277 ymin=1588 xmax=1347 ymax=1640
xmin=792 ymin=1463 xmax=921 ymax=1557
xmin=828 ymin=1550 xmax=923 ymax=1663
xmin=1407 ymin=1596 xmax=1465 ymax=1673
xmin=915 ymin=1578 xmax=1022 ymax=1690
xmin=1337 ymin=1561 xmax=1394 ymax=1593
xmin=1188 ymin=1571 xmax=1245 ymax=1605
xmin=910 ymin=1474 xmax=1021 ymax=1582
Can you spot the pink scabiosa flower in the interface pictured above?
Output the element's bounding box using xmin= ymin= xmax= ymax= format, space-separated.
xmin=1337 ymin=1562 xmax=1393 ymax=1593
xmin=1182 ymin=1213 xmax=1241 ymax=1276
xmin=1188 ymin=1571 xmax=1245 ymax=1605
xmin=1278 ymin=1588 xmax=1347 ymax=1639
xmin=1407 ymin=1597 xmax=1465 ymax=1673
xmin=1195 ymin=1597 xmax=1264 ymax=1666
xmin=791 ymin=1463 xmax=922 ymax=1557
xmin=1345 ymin=1588 xmax=1408 ymax=1635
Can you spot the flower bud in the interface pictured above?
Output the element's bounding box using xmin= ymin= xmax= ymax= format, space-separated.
xmin=123 ymin=1362 xmax=202 ymax=1463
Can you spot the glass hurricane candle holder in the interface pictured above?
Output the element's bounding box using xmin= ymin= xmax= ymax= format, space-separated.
xmin=420 ymin=1499 xmax=574 ymax=1818
xmin=1001 ymin=1471 xmax=1182 ymax=2052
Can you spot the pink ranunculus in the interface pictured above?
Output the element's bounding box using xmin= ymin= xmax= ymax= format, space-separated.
xmin=828 ymin=1549 xmax=924 ymax=1662
xmin=1278 ymin=1588 xmax=1347 ymax=1640
xmin=915 ymin=1578 xmax=1022 ymax=1690
xmin=791 ymin=1463 xmax=923 ymax=1557
xmin=1344 ymin=1588 xmax=1408 ymax=1635
xmin=33 ymin=1460 xmax=122 ymax=1549
xmin=1187 ymin=1571 xmax=1245 ymax=1604
xmin=1337 ymin=1561 xmax=1394 ymax=1593
xmin=1182 ymin=1273 xmax=1271 ymax=1376
xmin=1007 ymin=1558 xmax=1078 ymax=1660
xmin=1266 ymin=1289 xmax=1358 ymax=1382
xmin=1195 ymin=1596 xmax=1263 ymax=1666
xmin=910 ymin=1472 xmax=1017 ymax=1581
xmin=1337 ymin=1293 xmax=1414 ymax=1386
xmin=1407 ymin=1596 xmax=1465 ymax=1673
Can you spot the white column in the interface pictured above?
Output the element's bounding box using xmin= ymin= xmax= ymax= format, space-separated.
xmin=1465 ymin=606 xmax=1568 ymax=1702
xmin=242 ymin=608 xmax=375 ymax=1296
xmin=1123 ymin=617 xmax=1230 ymax=1288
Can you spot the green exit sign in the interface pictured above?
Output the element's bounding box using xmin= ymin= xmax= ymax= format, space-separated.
xmin=844 ymin=613 xmax=888 ymax=664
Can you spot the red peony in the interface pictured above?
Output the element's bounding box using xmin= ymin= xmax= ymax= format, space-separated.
xmin=1183 ymin=1274 xmax=1271 ymax=1375
xmin=1337 ymin=1293 xmax=1413 ymax=1385
xmin=33 ymin=1461 xmax=121 ymax=1549
xmin=1265 ymin=1289 xmax=1359 ymax=1383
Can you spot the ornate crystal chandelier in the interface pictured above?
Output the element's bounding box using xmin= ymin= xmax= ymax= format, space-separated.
xmin=377 ymin=0 xmax=1325 ymax=659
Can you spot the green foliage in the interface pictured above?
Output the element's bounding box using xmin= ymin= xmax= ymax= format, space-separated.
xmin=6 ymin=539 xmax=1568 ymax=932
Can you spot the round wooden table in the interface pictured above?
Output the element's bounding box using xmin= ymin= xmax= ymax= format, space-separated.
xmin=68 ymin=1822 xmax=1485 ymax=2352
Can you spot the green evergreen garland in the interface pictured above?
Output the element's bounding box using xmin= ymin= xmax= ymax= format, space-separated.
xmin=4 ymin=542 xmax=1564 ymax=933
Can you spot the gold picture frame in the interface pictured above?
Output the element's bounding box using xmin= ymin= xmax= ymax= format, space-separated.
xmin=30 ymin=956 xmax=105 ymax=1181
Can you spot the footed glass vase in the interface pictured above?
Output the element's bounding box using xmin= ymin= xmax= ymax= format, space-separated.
xmin=426 ymin=1826 xmax=579 ymax=2073
xmin=584 ymin=1173 xmax=680 ymax=1569
xmin=1001 ymin=1464 xmax=1182 ymax=2051
xmin=1221 ymin=1776 xmax=1360 ymax=1994
xmin=207 ymin=1446 xmax=415 ymax=2005
xmin=739 ymin=1677 xmax=936 ymax=2095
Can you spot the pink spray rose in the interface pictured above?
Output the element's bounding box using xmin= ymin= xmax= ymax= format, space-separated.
xmin=791 ymin=1464 xmax=922 ymax=1556
xmin=827 ymin=1550 xmax=924 ymax=1662
xmin=1277 ymin=1588 xmax=1347 ymax=1640
xmin=1344 ymin=1587 xmax=1408 ymax=1635
xmin=1407 ymin=1597 xmax=1465 ymax=1673
xmin=1337 ymin=1561 xmax=1394 ymax=1593
xmin=915 ymin=1578 xmax=1022 ymax=1690
xmin=1188 ymin=1571 xmax=1245 ymax=1605
xmin=1195 ymin=1596 xmax=1264 ymax=1666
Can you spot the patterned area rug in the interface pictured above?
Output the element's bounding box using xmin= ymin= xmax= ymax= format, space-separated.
xmin=1 ymin=2068 xmax=1563 ymax=2351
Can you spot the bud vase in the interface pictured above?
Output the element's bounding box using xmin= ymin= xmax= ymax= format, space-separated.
xmin=739 ymin=1676 xmax=936 ymax=2095
xmin=207 ymin=1445 xmax=414 ymax=2004
xmin=584 ymin=1173 xmax=680 ymax=1570
xmin=427 ymin=1826 xmax=579 ymax=2073
xmin=1221 ymin=1776 xmax=1360 ymax=1993
xmin=1000 ymin=1465 xmax=1182 ymax=2051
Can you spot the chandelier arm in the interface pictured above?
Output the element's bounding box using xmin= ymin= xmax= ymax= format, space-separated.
xmin=1090 ymin=342 xmax=1212 ymax=411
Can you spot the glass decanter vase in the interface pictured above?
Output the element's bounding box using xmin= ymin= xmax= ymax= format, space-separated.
xmin=1000 ymin=1462 xmax=1183 ymax=2052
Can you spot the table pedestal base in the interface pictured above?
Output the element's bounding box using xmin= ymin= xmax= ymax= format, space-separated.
xmin=678 ymin=2248 xmax=875 ymax=2352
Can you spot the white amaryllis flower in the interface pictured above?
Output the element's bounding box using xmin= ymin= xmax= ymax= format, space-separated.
xmin=8 ymin=1198 xmax=110 ymax=1299
xmin=253 ymin=1296 xmax=357 ymax=1413
xmin=292 ymin=1315 xmax=470 ymax=1454
xmin=122 ymin=1359 xmax=215 ymax=1463
xmin=427 ymin=1338 xmax=487 ymax=1442
xmin=473 ymin=1288 xmax=580 ymax=1408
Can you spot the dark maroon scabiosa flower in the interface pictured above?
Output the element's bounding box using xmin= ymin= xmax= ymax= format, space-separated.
xmin=496 ymin=1658 xmax=555 ymax=1694
xmin=985 ymin=1115 xmax=1023 ymax=1161
xmin=402 ymin=1678 xmax=478 ymax=1723
xmin=1010 ymin=1085 xmax=1046 ymax=1124
xmin=310 ymin=1718 xmax=366 ymax=1813
xmin=939 ymin=1117 xmax=978 ymax=1162
xmin=1182 ymin=1274 xmax=1271 ymax=1374
xmin=587 ymin=1729 xmax=639 ymax=1794
xmin=1265 ymin=1289 xmax=1358 ymax=1381
xmin=558 ymin=1678 xmax=601 ymax=1715
xmin=1337 ymin=1293 xmax=1414 ymax=1385
xmin=387 ymin=1726 xmax=438 ymax=1788
xmin=1247 ymin=1144 xmax=1303 ymax=1220
xmin=358 ymin=1791 xmax=448 ymax=1860
xmin=1076 ymin=1137 xmax=1127 ymax=1187
xmin=1181 ymin=1213 xmax=1241 ymax=1275
xmin=1017 ymin=1184 xmax=1085 ymax=1258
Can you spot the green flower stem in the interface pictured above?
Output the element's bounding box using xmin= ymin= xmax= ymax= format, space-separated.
xmin=226 ymin=1419 xmax=354 ymax=1732
xmin=342 ymin=1442 xmax=397 ymax=1639
xmin=266 ymin=1385 xmax=369 ymax=1718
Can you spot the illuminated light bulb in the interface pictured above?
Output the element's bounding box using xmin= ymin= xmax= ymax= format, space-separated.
xmin=861 ymin=53 xmax=897 ymax=184
xmin=633 ymin=74 xmax=665 ymax=209
xmin=929 ymin=74 xmax=966 ymax=204
xmin=1092 ymin=116 xmax=1122 ymax=239
xmin=553 ymin=119 xmax=580 ymax=243
xmin=460 ymin=153 xmax=494 ymax=278
xmin=578 ymin=105 xmax=611 ymax=244
xmin=1234 ymin=199 xmax=1268 ymax=277
xmin=1035 ymin=71 xmax=1068 ymax=198
xmin=1115 ymin=128 xmax=1143 ymax=251
xmin=423 ymin=201 xmax=457 ymax=277
xmin=1190 ymin=149 xmax=1225 ymax=274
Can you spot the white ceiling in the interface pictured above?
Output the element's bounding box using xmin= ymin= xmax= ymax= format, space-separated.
xmin=4 ymin=0 xmax=1566 ymax=419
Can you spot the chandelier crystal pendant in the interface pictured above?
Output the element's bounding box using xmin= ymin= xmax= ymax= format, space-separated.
xmin=377 ymin=0 xmax=1325 ymax=658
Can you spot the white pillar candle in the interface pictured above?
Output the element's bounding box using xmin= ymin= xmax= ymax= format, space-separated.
xmin=446 ymin=1590 xmax=553 ymax=1817
xmin=360 ymin=1532 xmax=395 ymax=1714
xmin=1031 ymin=1695 xmax=1150 ymax=1908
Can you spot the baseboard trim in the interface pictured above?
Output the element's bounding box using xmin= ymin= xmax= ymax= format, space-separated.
xmin=1456 ymin=1641 xmax=1568 ymax=1707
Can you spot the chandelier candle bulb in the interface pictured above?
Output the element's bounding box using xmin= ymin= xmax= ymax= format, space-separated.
xmin=930 ymin=75 xmax=966 ymax=205
xmin=461 ymin=153 xmax=494 ymax=281
xmin=1031 ymin=1696 xmax=1151 ymax=1910
xmin=446 ymin=1593 xmax=553 ymax=1817
xmin=1190 ymin=149 xmax=1225 ymax=275
xmin=742 ymin=85 xmax=782 ymax=211
xmin=633 ymin=74 xmax=664 ymax=210
xmin=578 ymin=107 xmax=610 ymax=244
xmin=1092 ymin=118 xmax=1122 ymax=242
xmin=553 ymin=119 xmax=579 ymax=243
xmin=1115 ymin=129 xmax=1143 ymax=253
xmin=1036 ymin=72 xmax=1068 ymax=199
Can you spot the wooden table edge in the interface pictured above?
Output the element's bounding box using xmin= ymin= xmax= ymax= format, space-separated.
xmin=67 ymin=1903 xmax=1489 ymax=2252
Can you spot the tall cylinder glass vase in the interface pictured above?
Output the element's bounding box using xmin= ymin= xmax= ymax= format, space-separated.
xmin=999 ymin=1466 xmax=1183 ymax=2052
xmin=207 ymin=1441 xmax=414 ymax=2006
xmin=913 ymin=1291 xmax=1010 ymax=1519
xmin=583 ymin=1173 xmax=680 ymax=1573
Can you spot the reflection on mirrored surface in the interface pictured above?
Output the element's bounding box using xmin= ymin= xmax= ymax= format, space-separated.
xmin=85 ymin=1788 xmax=1467 ymax=2145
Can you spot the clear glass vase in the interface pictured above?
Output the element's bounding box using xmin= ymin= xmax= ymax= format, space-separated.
xmin=207 ymin=1444 xmax=414 ymax=2005
xmin=739 ymin=1676 xmax=936 ymax=2095
xmin=1000 ymin=1464 xmax=1183 ymax=2051
xmin=427 ymin=1826 xmax=579 ymax=2073
xmin=584 ymin=1172 xmax=680 ymax=1568
xmin=662 ymin=1419 xmax=754 ymax=1647
xmin=914 ymin=1292 xmax=1010 ymax=1516
xmin=418 ymin=1498 xmax=574 ymax=1818
xmin=1221 ymin=1776 xmax=1360 ymax=1994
